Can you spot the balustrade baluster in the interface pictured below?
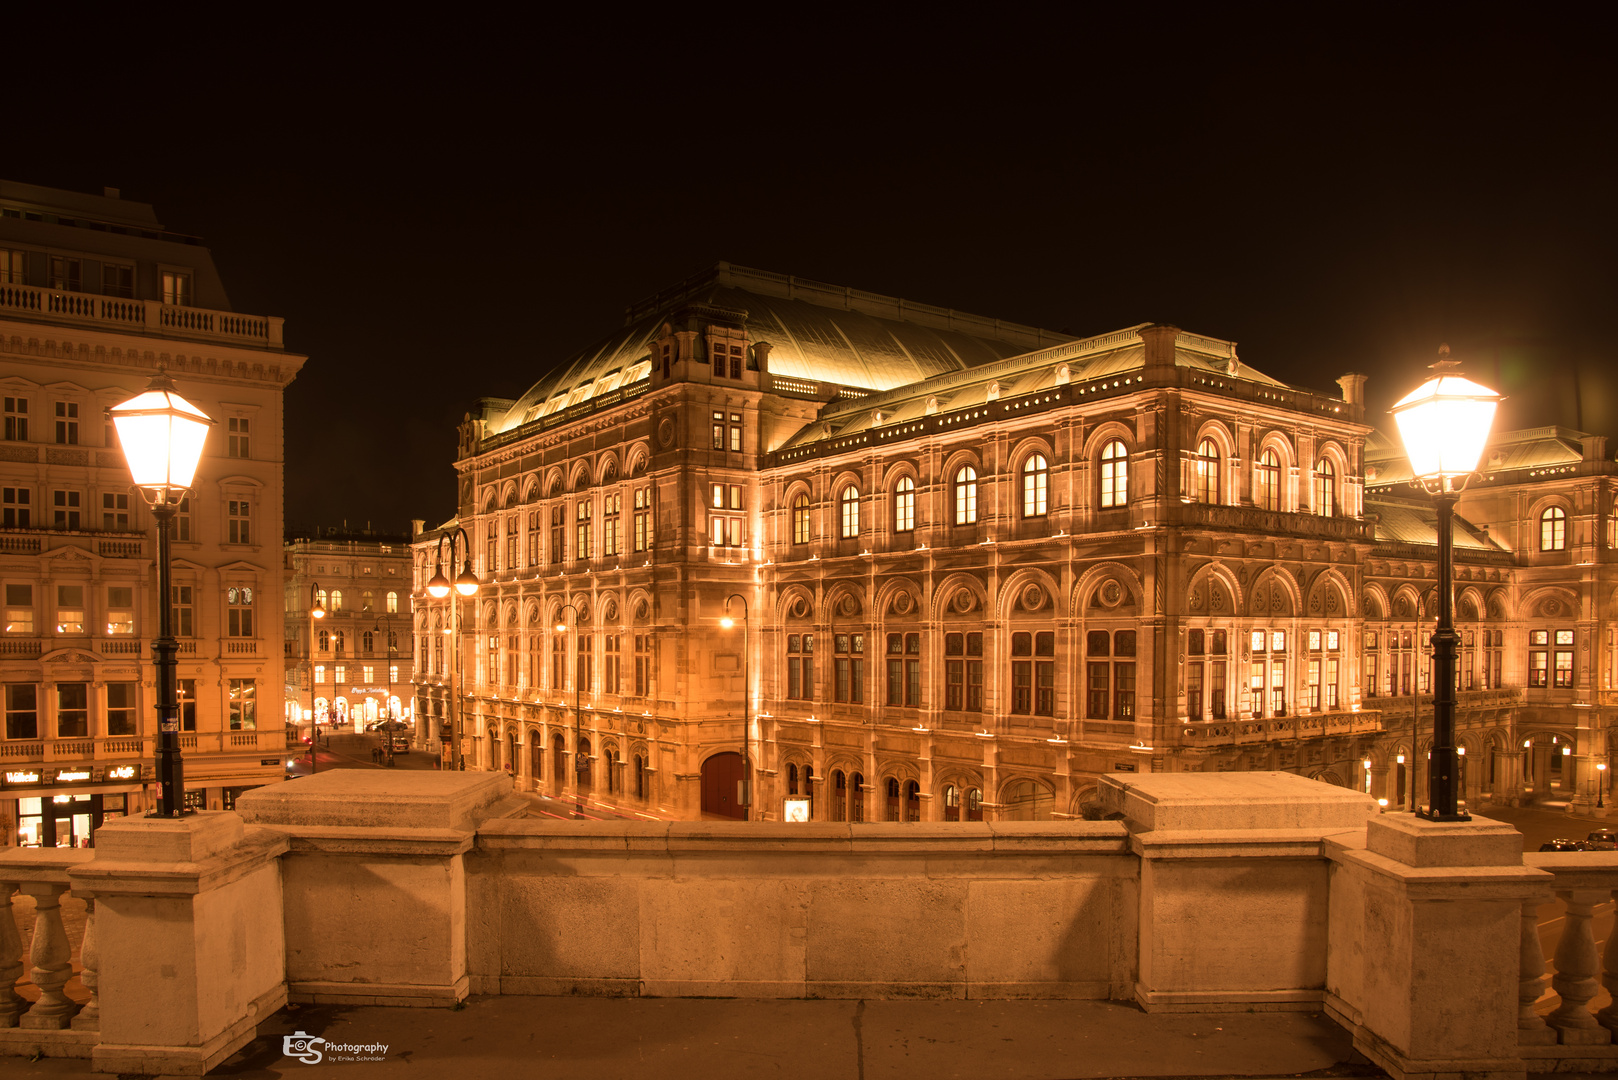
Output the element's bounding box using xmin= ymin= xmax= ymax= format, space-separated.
xmin=1596 ymin=888 xmax=1618 ymax=1034
xmin=69 ymin=897 xmax=97 ymax=1031
xmin=17 ymin=882 xmax=80 ymax=1029
xmin=0 ymin=883 xmax=23 ymax=1026
xmin=1520 ymin=897 xmax=1556 ymax=1044
xmin=1548 ymin=889 xmax=1612 ymax=1044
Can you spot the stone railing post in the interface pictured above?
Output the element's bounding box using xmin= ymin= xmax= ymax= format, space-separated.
xmin=1519 ymin=897 xmax=1555 ymax=1044
xmin=1548 ymin=889 xmax=1612 ymax=1043
xmin=69 ymin=898 xmax=97 ymax=1031
xmin=0 ymin=883 xmax=23 ymax=1027
xmin=1597 ymin=891 xmax=1618 ymax=1034
xmin=18 ymin=882 xmax=79 ymax=1029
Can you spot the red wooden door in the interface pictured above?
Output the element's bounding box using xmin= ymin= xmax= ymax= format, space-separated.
xmin=702 ymin=752 xmax=745 ymax=819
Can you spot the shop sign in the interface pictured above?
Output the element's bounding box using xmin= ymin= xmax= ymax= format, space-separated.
xmin=4 ymin=769 xmax=42 ymax=785
xmin=54 ymin=768 xmax=93 ymax=783
xmin=106 ymin=764 xmax=141 ymax=782
xmin=1114 ymin=762 xmax=1138 ymax=773
xmin=261 ymin=758 xmax=282 ymax=767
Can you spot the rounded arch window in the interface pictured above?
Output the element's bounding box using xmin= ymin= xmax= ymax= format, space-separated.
xmin=1541 ymin=506 xmax=1567 ymax=551
xmin=1195 ymin=438 xmax=1220 ymax=503
xmin=894 ymin=476 xmax=915 ymax=533
xmin=1256 ymin=448 xmax=1281 ymax=511
xmin=1100 ymin=439 xmax=1128 ymax=508
xmin=840 ymin=486 xmax=860 ymax=538
xmin=1314 ymin=458 xmax=1336 ymax=517
xmin=1022 ymin=454 xmax=1049 ymax=517
xmin=943 ymin=783 xmax=960 ymax=821
xmin=792 ymin=493 xmax=811 ymax=545
xmin=965 ymin=787 xmax=983 ymax=822
xmin=953 ymin=465 xmax=979 ymax=525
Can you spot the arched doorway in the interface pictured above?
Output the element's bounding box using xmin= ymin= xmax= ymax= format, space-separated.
xmin=702 ymin=751 xmax=745 ymax=819
xmin=577 ymin=737 xmax=593 ymax=791
xmin=552 ymin=733 xmax=566 ymax=792
xmin=530 ymin=737 xmax=543 ymax=785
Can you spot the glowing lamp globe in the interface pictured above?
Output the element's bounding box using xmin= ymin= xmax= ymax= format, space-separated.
xmin=426 ymin=563 xmax=451 ymax=598
xmin=1390 ymin=348 xmax=1499 ymax=485
xmin=454 ymin=562 xmax=480 ymax=596
xmin=110 ymin=372 xmax=214 ymax=499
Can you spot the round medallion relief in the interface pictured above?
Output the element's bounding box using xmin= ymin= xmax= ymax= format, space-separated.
xmin=1020 ymin=585 xmax=1046 ymax=611
xmin=656 ymin=417 xmax=676 ymax=448
xmin=1098 ymin=579 xmax=1123 ymax=608
xmin=892 ymin=592 xmax=914 ymax=615
xmin=952 ymin=590 xmax=976 ymax=613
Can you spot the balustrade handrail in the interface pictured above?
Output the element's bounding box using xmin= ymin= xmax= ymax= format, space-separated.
xmin=0 ymin=281 xmax=281 ymax=348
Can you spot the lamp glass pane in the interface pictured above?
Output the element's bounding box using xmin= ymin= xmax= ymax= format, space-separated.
xmin=1391 ymin=374 xmax=1499 ymax=481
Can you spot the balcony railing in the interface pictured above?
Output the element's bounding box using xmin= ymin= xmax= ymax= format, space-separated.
xmin=1177 ymin=707 xmax=1384 ymax=748
xmin=0 ymin=282 xmax=283 ymax=348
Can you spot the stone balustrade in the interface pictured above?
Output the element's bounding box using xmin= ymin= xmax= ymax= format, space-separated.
xmin=9 ymin=772 xmax=1618 ymax=1079
xmin=0 ymin=282 xmax=283 ymax=348
xmin=0 ymin=848 xmax=96 ymax=1059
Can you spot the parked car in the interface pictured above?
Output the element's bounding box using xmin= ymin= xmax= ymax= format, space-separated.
xmin=1540 ymin=838 xmax=1595 ymax=852
xmin=1587 ymin=830 xmax=1618 ymax=850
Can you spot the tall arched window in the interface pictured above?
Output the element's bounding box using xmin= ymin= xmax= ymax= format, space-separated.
xmin=954 ymin=465 xmax=978 ymax=525
xmin=330 ymin=589 xmax=344 ymax=612
xmin=1256 ymin=448 xmax=1281 ymax=511
xmin=792 ymin=493 xmax=810 ymax=545
xmin=1100 ymin=439 xmax=1128 ymax=508
xmin=1022 ymin=453 xmax=1049 ymax=517
xmin=1541 ymin=506 xmax=1567 ymax=551
xmin=840 ymin=486 xmax=860 ymax=538
xmin=1194 ymin=438 xmax=1220 ymax=503
xmin=894 ymin=477 xmax=915 ymax=533
xmin=1314 ymin=458 xmax=1336 ymax=517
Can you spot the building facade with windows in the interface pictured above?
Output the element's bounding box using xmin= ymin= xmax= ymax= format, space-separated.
xmin=283 ymin=531 xmax=414 ymax=742
xmin=0 ymin=180 xmax=301 ymax=845
xmin=414 ymin=263 xmax=1616 ymax=820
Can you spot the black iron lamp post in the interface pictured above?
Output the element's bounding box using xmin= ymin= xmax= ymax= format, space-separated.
xmin=720 ymin=594 xmax=752 ymax=820
xmin=110 ymin=371 xmax=214 ymax=818
xmin=425 ymin=527 xmax=479 ymax=770
xmin=374 ymin=613 xmax=396 ymax=766
xmin=308 ymin=584 xmax=326 ymax=772
xmin=555 ymin=603 xmax=583 ymax=817
xmin=1391 ymin=344 xmax=1500 ymax=821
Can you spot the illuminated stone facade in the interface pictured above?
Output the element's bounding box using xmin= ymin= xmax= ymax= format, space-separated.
xmin=0 ymin=180 xmax=302 ymax=844
xmin=415 ymin=264 xmax=1616 ymax=820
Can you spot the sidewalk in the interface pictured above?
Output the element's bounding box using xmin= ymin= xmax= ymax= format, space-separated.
xmin=15 ymin=996 xmax=1382 ymax=1080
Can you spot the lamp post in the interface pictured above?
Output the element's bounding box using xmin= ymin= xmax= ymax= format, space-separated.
xmin=1599 ymin=761 xmax=1607 ymax=810
xmin=374 ymin=613 xmax=395 ymax=766
xmin=1391 ymin=344 xmax=1500 ymax=821
xmin=555 ymin=603 xmax=583 ymax=817
xmin=110 ymin=370 xmax=214 ymax=817
xmin=425 ymin=527 xmax=479 ymax=770
xmin=720 ymin=593 xmax=751 ymax=820
xmin=308 ymin=584 xmax=326 ymax=773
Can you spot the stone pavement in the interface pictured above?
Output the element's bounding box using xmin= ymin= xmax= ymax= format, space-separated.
xmin=14 ymin=996 xmax=1386 ymax=1080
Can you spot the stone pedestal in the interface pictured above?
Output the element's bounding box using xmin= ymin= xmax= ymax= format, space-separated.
xmin=1326 ymin=813 xmax=1552 ymax=1080
xmin=73 ymin=811 xmax=289 ymax=1077
xmin=1099 ymin=771 xmax=1378 ymax=1012
xmin=235 ymin=770 xmax=517 ymax=1006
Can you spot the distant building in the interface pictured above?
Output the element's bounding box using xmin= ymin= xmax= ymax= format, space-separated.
xmin=0 ymin=180 xmax=302 ymax=844
xmin=283 ymin=530 xmax=414 ymax=740
xmin=413 ymin=263 xmax=1614 ymax=820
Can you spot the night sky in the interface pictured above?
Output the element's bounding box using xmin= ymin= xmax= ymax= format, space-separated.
xmin=10 ymin=11 xmax=1615 ymax=535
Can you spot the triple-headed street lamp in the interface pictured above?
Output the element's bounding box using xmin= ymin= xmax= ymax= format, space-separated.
xmin=110 ymin=370 xmax=214 ymax=818
xmin=425 ymin=527 xmax=479 ymax=769
xmin=720 ymin=593 xmax=752 ymax=820
xmin=1391 ymin=344 xmax=1500 ymax=821
xmin=554 ymin=602 xmax=583 ymax=816
xmin=308 ymin=584 xmax=326 ymax=772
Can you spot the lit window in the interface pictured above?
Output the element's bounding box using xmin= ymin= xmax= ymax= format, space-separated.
xmin=161 ymin=271 xmax=192 ymax=306
xmin=954 ymin=466 xmax=978 ymax=525
xmin=792 ymin=494 xmax=811 ymax=545
xmin=1194 ymin=438 xmax=1220 ymax=503
xmin=894 ymin=477 xmax=915 ymax=533
xmin=4 ymin=584 xmax=33 ymax=633
xmin=106 ymin=586 xmax=134 ymax=635
xmin=1314 ymin=459 xmax=1336 ymax=517
xmin=55 ymin=585 xmax=84 ymax=634
xmin=1256 ymin=448 xmax=1280 ymax=511
xmin=1541 ymin=507 xmax=1567 ymax=551
xmin=1100 ymin=439 xmax=1128 ymax=508
xmin=1022 ymin=454 xmax=1049 ymax=517
xmin=227 ymin=585 xmax=254 ymax=637
xmin=840 ymin=486 xmax=860 ymax=538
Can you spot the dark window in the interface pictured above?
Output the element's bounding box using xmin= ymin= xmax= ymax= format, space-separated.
xmin=106 ymin=681 xmax=136 ymax=735
xmin=57 ymin=682 xmax=88 ymax=737
xmin=5 ymin=684 xmax=37 ymax=739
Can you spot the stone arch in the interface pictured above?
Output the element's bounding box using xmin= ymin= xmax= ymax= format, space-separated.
xmin=625 ymin=588 xmax=655 ymax=624
xmin=940 ymin=445 xmax=986 ymax=484
xmin=1072 ymin=561 xmax=1145 ymax=617
xmin=1256 ymin=429 xmax=1297 ymax=473
xmin=544 ymin=466 xmax=566 ymax=497
xmin=1485 ymin=586 xmax=1512 ymax=621
xmin=1008 ymin=434 xmax=1057 ymax=478
xmin=499 ymin=480 xmax=519 ymax=509
xmin=1390 ymin=583 xmax=1423 ymax=620
xmin=596 ymin=449 xmax=621 ymax=486
xmin=520 ymin=474 xmax=542 ymax=504
xmin=1521 ymin=585 xmax=1579 ymax=620
xmin=997 ymin=566 xmax=1064 ymax=621
xmin=1193 ymin=418 xmax=1237 ymax=460
xmin=502 ymin=601 xmax=520 ymax=627
xmin=1248 ymin=567 xmax=1300 ymax=618
xmin=1362 ymin=582 xmax=1390 ymax=621
xmin=1305 ymin=568 xmax=1353 ymax=619
xmin=824 ymin=582 xmax=866 ymax=620
xmin=874 ymin=576 xmax=924 ymax=620
xmin=1080 ymin=419 xmax=1137 ymax=461
xmin=625 ymin=441 xmax=652 ymax=475
xmin=1186 ymin=562 xmax=1243 ymax=616
xmin=776 ymin=584 xmax=816 ymax=624
xmin=1456 ymin=585 xmax=1486 ymax=622
xmin=480 ymin=486 xmax=498 ymax=513
xmin=930 ymin=572 xmax=988 ymax=621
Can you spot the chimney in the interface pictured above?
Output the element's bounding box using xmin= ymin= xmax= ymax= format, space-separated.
xmin=1584 ymin=435 xmax=1608 ymax=462
xmin=751 ymin=340 xmax=773 ymax=373
xmin=412 ymin=519 xmax=425 ymax=537
xmin=1337 ymin=372 xmax=1368 ymax=406
xmin=1139 ymin=324 xmax=1181 ymax=376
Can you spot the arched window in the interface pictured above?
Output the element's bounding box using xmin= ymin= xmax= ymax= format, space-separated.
xmin=792 ymin=494 xmax=811 ymax=545
xmin=1256 ymin=448 xmax=1281 ymax=511
xmin=314 ymin=587 xmax=328 ymax=611
xmin=965 ymin=787 xmax=983 ymax=822
xmin=886 ymin=777 xmax=901 ymax=821
xmin=1314 ymin=458 xmax=1336 ymax=517
xmin=954 ymin=466 xmax=978 ymax=525
xmin=362 ymin=590 xmax=374 ymax=611
xmin=788 ymin=762 xmax=799 ymax=794
xmin=904 ymin=779 xmax=921 ymax=822
xmin=330 ymin=590 xmax=343 ymax=612
xmin=943 ymin=784 xmax=960 ymax=822
xmin=386 ymin=591 xmax=399 ymax=613
xmin=363 ymin=630 xmax=374 ymax=653
xmin=1100 ymin=439 xmax=1128 ymax=508
xmin=318 ymin=628 xmax=329 ymax=651
xmin=840 ymin=486 xmax=860 ymax=538
xmin=832 ymin=770 xmax=847 ymax=821
xmin=1541 ymin=506 xmax=1567 ymax=551
xmin=1194 ymin=438 xmax=1220 ymax=503
xmin=1022 ymin=454 xmax=1049 ymax=518
xmin=894 ymin=477 xmax=915 ymax=533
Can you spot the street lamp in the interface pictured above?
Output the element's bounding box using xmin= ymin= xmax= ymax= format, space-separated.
xmin=110 ymin=370 xmax=214 ymax=818
xmin=308 ymin=584 xmax=326 ymax=773
xmin=720 ymin=593 xmax=751 ymax=819
xmin=374 ymin=613 xmax=396 ymax=766
xmin=425 ymin=527 xmax=479 ymax=769
xmin=1391 ymin=343 xmax=1500 ymax=821
xmin=1599 ymin=761 xmax=1608 ymax=810
xmin=555 ymin=603 xmax=583 ymax=817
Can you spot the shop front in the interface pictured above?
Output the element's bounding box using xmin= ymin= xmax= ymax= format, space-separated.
xmin=3 ymin=763 xmax=144 ymax=848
